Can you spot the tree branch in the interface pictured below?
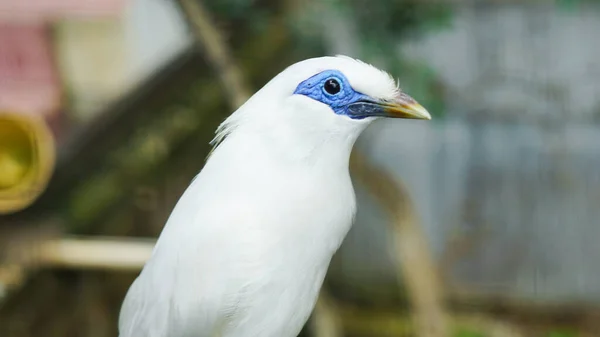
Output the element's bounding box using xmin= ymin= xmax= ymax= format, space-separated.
xmin=351 ymin=150 xmax=451 ymax=337
xmin=177 ymin=0 xmax=251 ymax=108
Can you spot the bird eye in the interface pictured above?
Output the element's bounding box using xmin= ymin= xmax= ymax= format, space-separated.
xmin=323 ymin=78 xmax=341 ymax=95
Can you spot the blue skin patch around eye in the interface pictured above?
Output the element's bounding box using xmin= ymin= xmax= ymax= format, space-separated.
xmin=293 ymin=69 xmax=431 ymax=121
xmin=293 ymin=70 xmax=373 ymax=119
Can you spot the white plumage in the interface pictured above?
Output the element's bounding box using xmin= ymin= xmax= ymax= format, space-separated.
xmin=118 ymin=55 xmax=430 ymax=337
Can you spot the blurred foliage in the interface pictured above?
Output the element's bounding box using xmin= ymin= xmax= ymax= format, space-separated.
xmin=555 ymin=0 xmax=584 ymax=12
xmin=203 ymin=0 xmax=453 ymax=117
xmin=454 ymin=329 xmax=486 ymax=337
xmin=547 ymin=330 xmax=579 ymax=337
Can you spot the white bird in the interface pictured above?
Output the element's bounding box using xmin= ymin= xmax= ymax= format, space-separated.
xmin=118 ymin=55 xmax=431 ymax=337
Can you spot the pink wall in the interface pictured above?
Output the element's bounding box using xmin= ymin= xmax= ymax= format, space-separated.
xmin=0 ymin=23 xmax=60 ymax=118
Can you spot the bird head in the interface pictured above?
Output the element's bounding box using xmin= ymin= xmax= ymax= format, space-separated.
xmin=213 ymin=55 xmax=431 ymax=161
xmin=290 ymin=57 xmax=431 ymax=122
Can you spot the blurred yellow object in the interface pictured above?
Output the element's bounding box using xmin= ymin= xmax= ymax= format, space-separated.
xmin=0 ymin=112 xmax=55 ymax=214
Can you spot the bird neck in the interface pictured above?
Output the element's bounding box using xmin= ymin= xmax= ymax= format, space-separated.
xmin=213 ymin=99 xmax=368 ymax=170
xmin=258 ymin=125 xmax=359 ymax=170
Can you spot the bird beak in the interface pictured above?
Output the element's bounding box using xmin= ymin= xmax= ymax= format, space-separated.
xmin=347 ymin=92 xmax=431 ymax=120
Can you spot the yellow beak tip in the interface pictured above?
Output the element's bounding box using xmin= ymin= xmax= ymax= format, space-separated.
xmin=406 ymin=104 xmax=432 ymax=120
